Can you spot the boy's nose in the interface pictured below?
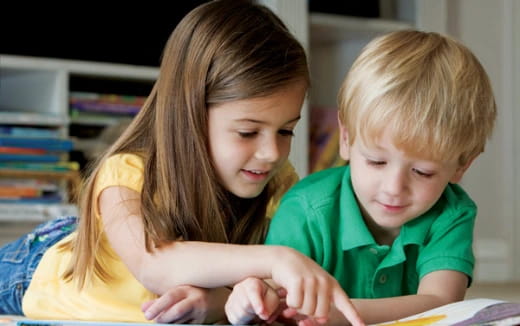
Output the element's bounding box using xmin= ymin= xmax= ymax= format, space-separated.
xmin=382 ymin=169 xmax=408 ymax=195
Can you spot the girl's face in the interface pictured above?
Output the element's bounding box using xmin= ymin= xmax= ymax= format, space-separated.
xmin=208 ymin=82 xmax=306 ymax=198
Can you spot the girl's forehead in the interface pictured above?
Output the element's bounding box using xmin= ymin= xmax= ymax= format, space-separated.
xmin=209 ymin=83 xmax=305 ymax=121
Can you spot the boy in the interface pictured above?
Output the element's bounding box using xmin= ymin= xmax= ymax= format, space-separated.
xmin=224 ymin=30 xmax=497 ymax=325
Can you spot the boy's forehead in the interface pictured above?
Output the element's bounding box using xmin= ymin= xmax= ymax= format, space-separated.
xmin=357 ymin=129 xmax=455 ymax=164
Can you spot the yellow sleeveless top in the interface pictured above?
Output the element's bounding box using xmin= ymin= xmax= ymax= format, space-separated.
xmin=22 ymin=153 xmax=298 ymax=321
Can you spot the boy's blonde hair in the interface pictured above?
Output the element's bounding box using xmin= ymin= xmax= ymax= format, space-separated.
xmin=338 ymin=30 xmax=497 ymax=165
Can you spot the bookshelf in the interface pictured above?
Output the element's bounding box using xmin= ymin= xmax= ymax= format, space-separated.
xmin=0 ymin=54 xmax=158 ymax=228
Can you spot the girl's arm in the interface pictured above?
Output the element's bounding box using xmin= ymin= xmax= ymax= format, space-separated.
xmin=99 ymin=186 xmax=364 ymax=326
xmin=141 ymin=286 xmax=231 ymax=324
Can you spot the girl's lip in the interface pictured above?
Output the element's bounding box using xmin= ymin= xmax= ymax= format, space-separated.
xmin=241 ymin=169 xmax=270 ymax=181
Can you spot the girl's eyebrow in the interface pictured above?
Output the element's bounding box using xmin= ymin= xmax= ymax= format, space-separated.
xmin=235 ymin=116 xmax=301 ymax=124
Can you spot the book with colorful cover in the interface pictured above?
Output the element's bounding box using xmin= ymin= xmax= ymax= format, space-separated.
xmin=69 ymin=91 xmax=146 ymax=116
xmin=0 ymin=138 xmax=73 ymax=151
xmin=0 ymin=186 xmax=42 ymax=198
xmin=0 ymin=162 xmax=79 ymax=172
xmin=0 ymin=178 xmax=59 ymax=191
xmin=0 ymin=194 xmax=62 ymax=204
xmin=0 ymin=147 xmax=47 ymax=155
xmin=0 ymin=126 xmax=61 ymax=138
xmin=0 ymin=153 xmax=61 ymax=163
xmin=372 ymin=298 xmax=520 ymax=326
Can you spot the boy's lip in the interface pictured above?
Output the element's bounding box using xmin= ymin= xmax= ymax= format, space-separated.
xmin=378 ymin=201 xmax=407 ymax=211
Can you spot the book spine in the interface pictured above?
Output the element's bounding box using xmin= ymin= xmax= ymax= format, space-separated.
xmin=0 ymin=203 xmax=78 ymax=222
xmin=0 ymin=186 xmax=42 ymax=197
xmin=0 ymin=194 xmax=62 ymax=204
xmin=0 ymin=161 xmax=79 ymax=171
xmin=0 ymin=153 xmax=61 ymax=163
xmin=0 ymin=138 xmax=73 ymax=151
xmin=0 ymin=146 xmax=47 ymax=154
xmin=0 ymin=126 xmax=61 ymax=138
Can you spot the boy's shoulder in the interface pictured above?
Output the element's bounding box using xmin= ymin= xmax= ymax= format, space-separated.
xmin=287 ymin=165 xmax=348 ymax=198
xmin=442 ymin=182 xmax=477 ymax=210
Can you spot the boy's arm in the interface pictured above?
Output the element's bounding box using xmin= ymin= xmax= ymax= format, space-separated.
xmin=325 ymin=270 xmax=468 ymax=326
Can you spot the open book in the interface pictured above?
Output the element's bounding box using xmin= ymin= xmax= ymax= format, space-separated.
xmin=373 ymin=298 xmax=520 ymax=326
xmin=2 ymin=299 xmax=518 ymax=326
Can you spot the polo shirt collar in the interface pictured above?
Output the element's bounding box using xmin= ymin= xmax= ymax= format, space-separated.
xmin=339 ymin=166 xmax=376 ymax=250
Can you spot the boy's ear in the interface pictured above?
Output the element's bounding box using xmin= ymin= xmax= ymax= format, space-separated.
xmin=450 ymin=156 xmax=477 ymax=183
xmin=338 ymin=112 xmax=350 ymax=161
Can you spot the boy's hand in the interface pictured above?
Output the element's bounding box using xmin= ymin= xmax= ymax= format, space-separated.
xmin=271 ymin=247 xmax=365 ymax=326
xmin=225 ymin=277 xmax=283 ymax=325
xmin=142 ymin=285 xmax=230 ymax=324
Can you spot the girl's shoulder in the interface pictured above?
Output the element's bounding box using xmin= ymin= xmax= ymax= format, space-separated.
xmin=103 ymin=153 xmax=145 ymax=170
xmin=94 ymin=153 xmax=146 ymax=195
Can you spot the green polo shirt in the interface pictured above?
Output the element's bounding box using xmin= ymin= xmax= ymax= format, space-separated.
xmin=265 ymin=165 xmax=476 ymax=298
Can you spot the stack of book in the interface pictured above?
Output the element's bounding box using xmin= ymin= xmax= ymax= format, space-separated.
xmin=0 ymin=125 xmax=79 ymax=221
xmin=69 ymin=92 xmax=146 ymax=125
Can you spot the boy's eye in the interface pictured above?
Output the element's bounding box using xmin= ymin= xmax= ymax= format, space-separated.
xmin=366 ymin=159 xmax=385 ymax=166
xmin=279 ymin=129 xmax=295 ymax=137
xmin=238 ymin=131 xmax=257 ymax=138
xmin=413 ymin=168 xmax=433 ymax=178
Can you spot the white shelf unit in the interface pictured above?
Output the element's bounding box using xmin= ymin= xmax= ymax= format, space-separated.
xmin=309 ymin=13 xmax=413 ymax=108
xmin=0 ymin=11 xmax=412 ymax=233
xmin=0 ymin=54 xmax=159 ymax=225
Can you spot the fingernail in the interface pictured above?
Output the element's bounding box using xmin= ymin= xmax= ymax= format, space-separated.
xmin=316 ymin=317 xmax=328 ymax=324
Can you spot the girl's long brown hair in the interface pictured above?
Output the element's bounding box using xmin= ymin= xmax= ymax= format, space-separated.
xmin=62 ymin=0 xmax=309 ymax=287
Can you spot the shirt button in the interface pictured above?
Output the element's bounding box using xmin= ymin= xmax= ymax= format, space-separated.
xmin=369 ymin=248 xmax=378 ymax=255
xmin=379 ymin=274 xmax=388 ymax=284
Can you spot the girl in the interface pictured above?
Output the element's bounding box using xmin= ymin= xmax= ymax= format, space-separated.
xmin=0 ymin=1 xmax=363 ymax=325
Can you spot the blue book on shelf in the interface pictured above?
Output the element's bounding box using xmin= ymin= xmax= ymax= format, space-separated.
xmin=0 ymin=137 xmax=73 ymax=151
xmin=0 ymin=162 xmax=79 ymax=172
xmin=0 ymin=153 xmax=61 ymax=163
xmin=0 ymin=125 xmax=61 ymax=138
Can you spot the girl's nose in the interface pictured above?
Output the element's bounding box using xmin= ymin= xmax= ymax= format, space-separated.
xmin=255 ymin=136 xmax=280 ymax=163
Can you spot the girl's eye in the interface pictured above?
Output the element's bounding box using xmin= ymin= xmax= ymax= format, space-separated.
xmin=279 ymin=129 xmax=295 ymax=137
xmin=413 ymin=168 xmax=434 ymax=178
xmin=238 ymin=131 xmax=257 ymax=138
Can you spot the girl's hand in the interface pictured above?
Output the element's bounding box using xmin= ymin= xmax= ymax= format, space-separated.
xmin=142 ymin=285 xmax=230 ymax=324
xmin=270 ymin=247 xmax=365 ymax=326
xmin=225 ymin=277 xmax=284 ymax=325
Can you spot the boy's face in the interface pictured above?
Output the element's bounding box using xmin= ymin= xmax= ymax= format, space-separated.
xmin=207 ymin=82 xmax=305 ymax=198
xmin=339 ymin=126 xmax=470 ymax=243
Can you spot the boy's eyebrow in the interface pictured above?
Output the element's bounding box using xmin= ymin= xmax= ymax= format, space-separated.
xmin=235 ymin=116 xmax=301 ymax=125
